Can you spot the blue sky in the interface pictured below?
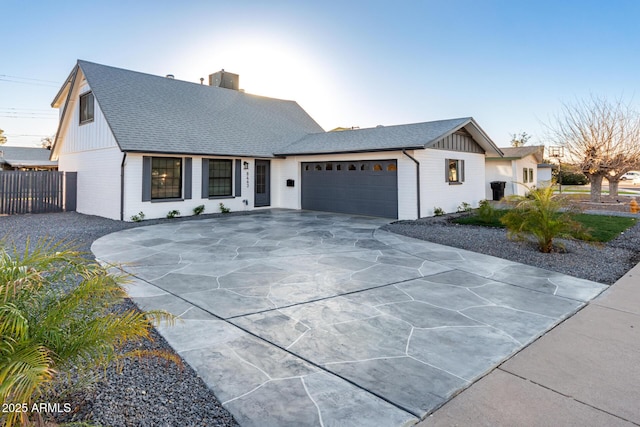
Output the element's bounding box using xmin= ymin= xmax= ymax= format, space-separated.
xmin=1 ymin=0 xmax=639 ymax=148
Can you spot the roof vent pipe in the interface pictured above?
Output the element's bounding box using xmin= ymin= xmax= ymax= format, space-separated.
xmin=165 ymin=74 xmax=175 ymax=79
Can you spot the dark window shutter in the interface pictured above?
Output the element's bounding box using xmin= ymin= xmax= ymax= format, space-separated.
xmin=445 ymin=158 xmax=450 ymax=182
xmin=461 ymin=159 xmax=465 ymax=182
xmin=184 ymin=157 xmax=192 ymax=199
xmin=142 ymin=156 xmax=151 ymax=201
xmin=235 ymin=159 xmax=242 ymax=197
xmin=201 ymin=158 xmax=209 ymax=198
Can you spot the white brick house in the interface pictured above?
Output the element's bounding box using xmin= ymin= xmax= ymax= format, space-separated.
xmin=51 ymin=60 xmax=502 ymax=221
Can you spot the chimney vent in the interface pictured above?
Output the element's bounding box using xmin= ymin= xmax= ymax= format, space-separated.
xmin=165 ymin=74 xmax=175 ymax=79
xmin=209 ymin=69 xmax=239 ymax=90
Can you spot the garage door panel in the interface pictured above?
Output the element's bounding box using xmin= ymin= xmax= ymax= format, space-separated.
xmin=302 ymin=160 xmax=398 ymax=218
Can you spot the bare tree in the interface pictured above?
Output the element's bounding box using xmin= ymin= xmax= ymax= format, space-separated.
xmin=510 ymin=131 xmax=531 ymax=147
xmin=546 ymin=96 xmax=640 ymax=201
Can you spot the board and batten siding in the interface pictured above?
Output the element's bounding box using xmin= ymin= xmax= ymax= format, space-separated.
xmin=58 ymin=81 xmax=119 ymax=154
xmin=430 ymin=130 xmax=484 ymax=154
xmin=123 ymin=154 xmax=253 ymax=221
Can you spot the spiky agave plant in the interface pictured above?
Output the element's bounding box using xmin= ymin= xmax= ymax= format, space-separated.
xmin=500 ymin=185 xmax=591 ymax=253
xmin=0 ymin=238 xmax=176 ymax=427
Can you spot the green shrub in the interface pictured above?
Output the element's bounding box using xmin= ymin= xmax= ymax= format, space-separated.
xmin=555 ymin=170 xmax=589 ymax=185
xmin=457 ymin=202 xmax=472 ymax=213
xmin=477 ymin=199 xmax=498 ymax=224
xmin=0 ymin=239 xmax=175 ymax=427
xmin=193 ymin=205 xmax=205 ymax=215
xmin=500 ymin=186 xmax=590 ymax=252
xmin=433 ymin=207 xmax=445 ymax=216
xmin=219 ymin=203 xmax=231 ymax=214
xmin=166 ymin=209 xmax=180 ymax=219
xmin=130 ymin=211 xmax=145 ymax=222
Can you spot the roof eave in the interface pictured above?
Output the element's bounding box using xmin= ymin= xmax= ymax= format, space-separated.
xmin=50 ymin=64 xmax=80 ymax=160
xmin=121 ymin=149 xmax=281 ymax=159
xmin=274 ymin=146 xmax=425 ymax=157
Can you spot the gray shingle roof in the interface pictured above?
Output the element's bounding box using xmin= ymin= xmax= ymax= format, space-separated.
xmin=0 ymin=146 xmax=57 ymax=167
xmin=76 ymin=60 xmax=324 ymax=157
xmin=487 ymin=146 xmax=544 ymax=161
xmin=276 ymin=117 xmax=480 ymax=155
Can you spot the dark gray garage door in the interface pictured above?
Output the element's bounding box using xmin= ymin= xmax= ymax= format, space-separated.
xmin=301 ymin=160 xmax=398 ymax=218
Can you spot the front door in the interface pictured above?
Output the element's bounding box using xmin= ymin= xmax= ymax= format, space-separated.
xmin=254 ymin=160 xmax=271 ymax=207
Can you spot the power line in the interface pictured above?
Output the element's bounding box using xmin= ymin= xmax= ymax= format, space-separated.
xmin=5 ymin=134 xmax=52 ymax=137
xmin=0 ymin=74 xmax=59 ymax=84
xmin=0 ymin=77 xmax=59 ymax=88
xmin=0 ymin=115 xmax=58 ymax=119
xmin=0 ymin=106 xmax=56 ymax=112
xmin=0 ymin=105 xmax=58 ymax=119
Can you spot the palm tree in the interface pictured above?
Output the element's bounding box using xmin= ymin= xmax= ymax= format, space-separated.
xmin=0 ymin=238 xmax=175 ymax=427
xmin=500 ymin=186 xmax=590 ymax=253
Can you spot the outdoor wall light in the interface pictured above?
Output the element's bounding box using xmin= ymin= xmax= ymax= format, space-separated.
xmin=243 ymin=161 xmax=249 ymax=170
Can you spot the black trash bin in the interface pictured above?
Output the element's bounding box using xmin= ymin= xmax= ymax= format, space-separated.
xmin=490 ymin=181 xmax=506 ymax=201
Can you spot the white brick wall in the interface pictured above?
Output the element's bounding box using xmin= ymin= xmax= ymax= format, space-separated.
xmin=415 ymin=148 xmax=486 ymax=216
xmin=123 ymin=154 xmax=254 ymax=221
xmin=58 ymin=147 xmax=123 ymax=220
xmin=486 ymin=155 xmax=540 ymax=198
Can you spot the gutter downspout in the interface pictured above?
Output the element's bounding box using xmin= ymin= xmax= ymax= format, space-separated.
xmin=120 ymin=153 xmax=127 ymax=221
xmin=402 ymin=149 xmax=421 ymax=219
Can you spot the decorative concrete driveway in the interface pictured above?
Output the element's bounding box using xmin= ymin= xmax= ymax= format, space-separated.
xmin=92 ymin=210 xmax=606 ymax=426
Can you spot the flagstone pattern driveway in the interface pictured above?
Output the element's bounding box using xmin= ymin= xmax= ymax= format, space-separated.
xmin=91 ymin=210 xmax=607 ymax=426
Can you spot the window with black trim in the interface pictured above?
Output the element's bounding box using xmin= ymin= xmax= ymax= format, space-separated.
xmin=209 ymin=159 xmax=232 ymax=197
xmin=446 ymin=159 xmax=465 ymax=183
xmin=151 ymin=157 xmax=182 ymax=199
xmin=79 ymin=92 xmax=94 ymax=124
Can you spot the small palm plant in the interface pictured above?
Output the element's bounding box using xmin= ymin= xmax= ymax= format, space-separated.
xmin=0 ymin=238 xmax=175 ymax=427
xmin=500 ymin=185 xmax=591 ymax=253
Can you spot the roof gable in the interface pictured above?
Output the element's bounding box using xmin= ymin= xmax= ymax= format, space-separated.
xmin=276 ymin=117 xmax=502 ymax=156
xmin=54 ymin=61 xmax=324 ymax=158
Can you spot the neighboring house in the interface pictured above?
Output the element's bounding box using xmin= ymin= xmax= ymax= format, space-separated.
xmin=537 ymin=163 xmax=556 ymax=187
xmin=0 ymin=146 xmax=58 ymax=171
xmin=50 ymin=60 xmax=502 ymax=221
xmin=485 ymin=146 xmax=544 ymax=198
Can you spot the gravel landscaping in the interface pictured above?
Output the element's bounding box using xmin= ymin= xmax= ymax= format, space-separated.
xmin=1 ymin=212 xmax=242 ymax=427
xmin=1 ymin=209 xmax=638 ymax=426
xmin=383 ymin=211 xmax=640 ymax=285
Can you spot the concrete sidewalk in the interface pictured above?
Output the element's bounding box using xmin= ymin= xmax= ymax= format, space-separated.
xmin=419 ymin=261 xmax=640 ymax=426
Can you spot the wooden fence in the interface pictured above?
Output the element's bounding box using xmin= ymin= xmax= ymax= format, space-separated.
xmin=0 ymin=171 xmax=77 ymax=215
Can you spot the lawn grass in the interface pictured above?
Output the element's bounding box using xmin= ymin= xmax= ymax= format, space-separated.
xmin=454 ymin=210 xmax=637 ymax=242
xmin=571 ymin=213 xmax=637 ymax=242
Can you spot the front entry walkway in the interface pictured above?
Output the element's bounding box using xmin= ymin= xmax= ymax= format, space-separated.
xmin=92 ymin=210 xmax=606 ymax=426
